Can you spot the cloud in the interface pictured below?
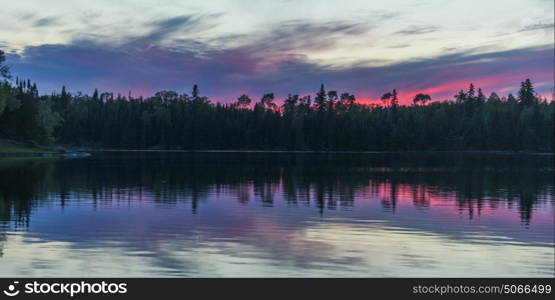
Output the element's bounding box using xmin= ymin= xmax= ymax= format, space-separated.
xmin=128 ymin=14 xmax=217 ymax=47
xmin=5 ymin=14 xmax=554 ymax=104
xmin=388 ymin=44 xmax=411 ymax=49
xmin=18 ymin=13 xmax=36 ymax=21
xmin=16 ymin=13 xmax=61 ymax=28
xmin=395 ymin=25 xmax=439 ymax=35
xmin=32 ymin=17 xmax=59 ymax=27
xmin=239 ymin=20 xmax=370 ymax=54
xmin=518 ymin=22 xmax=554 ymax=32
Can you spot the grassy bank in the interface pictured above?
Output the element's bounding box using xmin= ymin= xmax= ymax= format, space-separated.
xmin=0 ymin=139 xmax=60 ymax=155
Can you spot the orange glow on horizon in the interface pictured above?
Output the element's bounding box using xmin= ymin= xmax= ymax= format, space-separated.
xmin=108 ymin=71 xmax=554 ymax=106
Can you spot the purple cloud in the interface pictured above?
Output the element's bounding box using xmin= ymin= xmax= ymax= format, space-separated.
xmin=4 ymin=16 xmax=554 ymax=104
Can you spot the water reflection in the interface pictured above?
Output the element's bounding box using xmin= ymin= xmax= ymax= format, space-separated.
xmin=0 ymin=152 xmax=553 ymax=277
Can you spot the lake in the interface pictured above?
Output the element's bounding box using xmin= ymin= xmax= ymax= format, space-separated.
xmin=0 ymin=152 xmax=553 ymax=277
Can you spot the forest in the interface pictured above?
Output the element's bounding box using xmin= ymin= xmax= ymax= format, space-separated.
xmin=0 ymin=50 xmax=553 ymax=152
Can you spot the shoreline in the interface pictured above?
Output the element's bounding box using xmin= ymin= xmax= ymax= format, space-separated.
xmin=2 ymin=141 xmax=552 ymax=158
xmin=0 ymin=152 xmax=91 ymax=158
xmin=74 ymin=149 xmax=554 ymax=156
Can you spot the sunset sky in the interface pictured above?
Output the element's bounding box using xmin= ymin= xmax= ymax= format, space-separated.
xmin=1 ymin=0 xmax=553 ymax=104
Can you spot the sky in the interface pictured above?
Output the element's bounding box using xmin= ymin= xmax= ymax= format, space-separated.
xmin=1 ymin=0 xmax=553 ymax=104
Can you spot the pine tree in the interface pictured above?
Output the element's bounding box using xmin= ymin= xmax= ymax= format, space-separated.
xmin=477 ymin=88 xmax=486 ymax=103
xmin=315 ymin=84 xmax=327 ymax=111
xmin=60 ymin=86 xmax=70 ymax=108
xmin=92 ymin=88 xmax=99 ymax=101
xmin=391 ymin=89 xmax=398 ymax=107
xmin=192 ymin=84 xmax=199 ymax=99
xmin=467 ymin=83 xmax=476 ymax=101
xmin=518 ymin=78 xmax=536 ymax=106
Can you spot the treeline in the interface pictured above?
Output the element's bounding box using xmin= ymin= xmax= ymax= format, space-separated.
xmin=0 ymin=52 xmax=61 ymax=145
xmin=0 ymin=50 xmax=553 ymax=151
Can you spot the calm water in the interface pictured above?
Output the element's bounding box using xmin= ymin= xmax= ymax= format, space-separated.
xmin=0 ymin=152 xmax=553 ymax=277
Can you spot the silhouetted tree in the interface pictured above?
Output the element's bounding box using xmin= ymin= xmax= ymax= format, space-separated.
xmin=455 ymin=89 xmax=466 ymax=103
xmin=192 ymin=84 xmax=199 ymax=99
xmin=381 ymin=89 xmax=398 ymax=107
xmin=92 ymin=88 xmax=99 ymax=101
xmin=315 ymin=84 xmax=327 ymax=111
xmin=507 ymin=93 xmax=517 ymax=104
xmin=327 ymin=90 xmax=338 ymax=110
xmin=0 ymin=50 xmax=10 ymax=79
xmin=487 ymin=92 xmax=501 ymax=103
xmin=235 ymin=94 xmax=252 ymax=108
xmin=467 ymin=83 xmax=476 ymax=101
xmin=413 ymin=93 xmax=431 ymax=105
xmin=518 ymin=78 xmax=536 ymax=106
xmin=477 ymin=88 xmax=486 ymax=103
xmin=260 ymin=93 xmax=276 ymax=110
